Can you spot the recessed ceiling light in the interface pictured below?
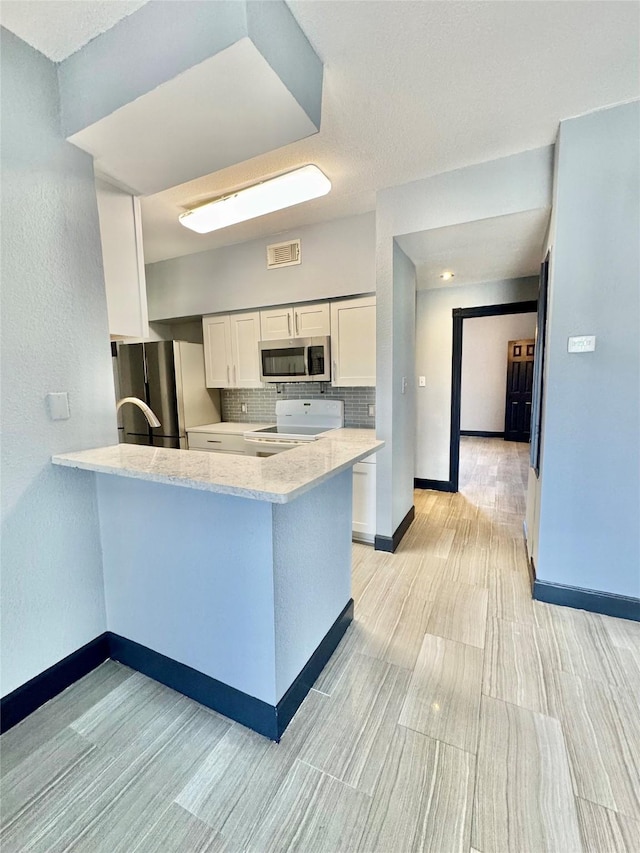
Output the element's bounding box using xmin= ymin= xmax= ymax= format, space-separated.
xmin=440 ymin=271 xmax=454 ymax=281
xmin=178 ymin=165 xmax=331 ymax=234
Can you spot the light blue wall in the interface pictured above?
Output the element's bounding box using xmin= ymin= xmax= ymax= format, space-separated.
xmin=375 ymin=148 xmax=552 ymax=538
xmin=537 ymin=101 xmax=640 ymax=598
xmin=391 ymin=243 xmax=417 ymax=531
xmin=97 ymin=469 xmax=353 ymax=705
xmin=97 ymin=476 xmax=278 ymax=703
xmin=0 ymin=30 xmax=117 ymax=697
xmin=146 ymin=212 xmax=375 ymax=320
xmin=272 ymin=469 xmax=352 ymax=701
xmin=415 ymin=277 xmax=539 ymax=480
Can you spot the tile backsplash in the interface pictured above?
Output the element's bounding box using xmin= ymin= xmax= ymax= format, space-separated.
xmin=222 ymin=385 xmax=375 ymax=428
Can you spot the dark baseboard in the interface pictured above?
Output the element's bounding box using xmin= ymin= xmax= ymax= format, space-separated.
xmin=460 ymin=430 xmax=504 ymax=438
xmin=528 ymin=555 xmax=536 ymax=594
xmin=275 ymin=598 xmax=353 ymax=737
xmin=108 ymin=632 xmax=280 ymax=739
xmin=414 ymin=478 xmax=456 ymax=492
xmin=1 ymin=601 xmax=355 ymax=741
xmin=533 ymin=580 xmax=640 ymax=622
xmin=374 ymin=505 xmax=415 ymax=553
xmin=0 ymin=633 xmax=110 ymax=734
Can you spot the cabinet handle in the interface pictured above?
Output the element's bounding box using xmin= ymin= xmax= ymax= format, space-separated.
xmin=207 ymin=440 xmax=222 ymax=444
xmin=287 ymin=314 xmax=291 ymax=336
xmin=333 ymin=360 xmax=337 ymax=380
xmin=233 ymin=365 xmax=237 ymax=385
xmin=227 ymin=365 xmax=230 ymax=384
xmin=295 ymin=313 xmax=299 ymax=335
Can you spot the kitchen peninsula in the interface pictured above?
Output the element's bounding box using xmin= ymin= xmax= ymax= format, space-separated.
xmin=53 ymin=429 xmax=382 ymax=739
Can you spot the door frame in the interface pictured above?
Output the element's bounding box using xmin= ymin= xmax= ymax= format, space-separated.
xmin=448 ymin=300 xmax=538 ymax=492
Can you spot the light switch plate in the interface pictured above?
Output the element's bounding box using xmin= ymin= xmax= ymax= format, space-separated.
xmin=47 ymin=392 xmax=70 ymax=420
xmin=419 ymin=376 xmax=426 ymax=387
xmin=568 ymin=335 xmax=596 ymax=353
xmin=368 ymin=404 xmax=375 ymax=417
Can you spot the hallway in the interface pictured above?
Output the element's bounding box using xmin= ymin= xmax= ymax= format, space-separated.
xmin=1 ymin=438 xmax=638 ymax=852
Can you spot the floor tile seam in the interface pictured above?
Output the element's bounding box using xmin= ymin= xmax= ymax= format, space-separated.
xmin=416 ymin=629 xmax=487 ymax=656
xmin=4 ymin=739 xmax=124 ymax=853
xmin=128 ymin=799 xmax=185 ymax=853
xmin=70 ymin=690 xmax=187 ymax=745
xmin=540 ymin=659 xmax=637 ymax=700
xmin=478 ymin=692 xmax=563 ymax=727
xmin=0 ymin=735 xmax=101 ymax=834
xmin=395 ymin=722 xmax=479 ymax=759
xmin=346 ymin=647 xmax=416 ymax=675
xmin=73 ymin=697 xmax=203 ymax=760
xmin=424 ymin=627 xmax=486 ymax=651
xmin=295 ymin=758 xmax=374 ymax=798
xmin=51 ymin=707 xmax=223 ymax=851
xmin=574 ymin=794 xmax=640 ymax=825
xmin=479 ymin=686 xmax=549 ymax=718
xmin=3 ymin=665 xmax=136 ymax=750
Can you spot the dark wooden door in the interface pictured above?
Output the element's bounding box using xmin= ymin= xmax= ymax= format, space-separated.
xmin=504 ymin=339 xmax=535 ymax=442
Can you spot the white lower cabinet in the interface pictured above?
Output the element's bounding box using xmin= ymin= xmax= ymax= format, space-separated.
xmin=187 ymin=431 xmax=247 ymax=454
xmin=353 ymin=455 xmax=376 ymax=543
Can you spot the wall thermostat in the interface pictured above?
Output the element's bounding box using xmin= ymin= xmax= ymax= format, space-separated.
xmin=567 ymin=335 xmax=596 ymax=353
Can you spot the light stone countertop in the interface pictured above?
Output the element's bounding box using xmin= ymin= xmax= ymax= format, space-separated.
xmin=187 ymin=422 xmax=274 ymax=435
xmin=52 ymin=428 xmax=383 ymax=503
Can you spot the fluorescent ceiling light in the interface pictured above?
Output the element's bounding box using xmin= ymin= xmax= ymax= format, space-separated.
xmin=178 ymin=165 xmax=331 ymax=234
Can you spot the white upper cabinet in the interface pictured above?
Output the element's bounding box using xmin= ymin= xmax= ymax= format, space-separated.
xmin=203 ymin=315 xmax=232 ymax=388
xmin=331 ymin=296 xmax=376 ymax=387
xmin=260 ymin=306 xmax=294 ymax=340
xmin=229 ymin=311 xmax=262 ymax=387
xmin=260 ymin=302 xmax=330 ymax=340
xmin=203 ymin=311 xmax=262 ymax=389
xmin=95 ymin=178 xmax=149 ymax=340
xmin=294 ymin=302 xmax=330 ymax=337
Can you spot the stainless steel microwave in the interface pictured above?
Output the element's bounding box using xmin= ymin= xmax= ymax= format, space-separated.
xmin=259 ymin=336 xmax=331 ymax=383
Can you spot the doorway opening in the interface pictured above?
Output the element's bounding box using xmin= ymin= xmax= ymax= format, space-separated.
xmin=449 ymin=300 xmax=538 ymax=492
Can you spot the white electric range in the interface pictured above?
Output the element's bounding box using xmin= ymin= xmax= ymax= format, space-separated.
xmin=243 ymin=400 xmax=344 ymax=457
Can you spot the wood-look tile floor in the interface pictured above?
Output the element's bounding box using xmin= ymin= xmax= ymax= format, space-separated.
xmin=2 ymin=437 xmax=639 ymax=852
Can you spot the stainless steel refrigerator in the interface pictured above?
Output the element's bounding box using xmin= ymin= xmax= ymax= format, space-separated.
xmin=115 ymin=341 xmax=221 ymax=448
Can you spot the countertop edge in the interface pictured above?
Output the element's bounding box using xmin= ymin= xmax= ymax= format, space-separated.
xmin=52 ymin=433 xmax=384 ymax=504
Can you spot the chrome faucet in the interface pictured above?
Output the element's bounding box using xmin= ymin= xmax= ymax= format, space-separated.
xmin=116 ymin=397 xmax=161 ymax=428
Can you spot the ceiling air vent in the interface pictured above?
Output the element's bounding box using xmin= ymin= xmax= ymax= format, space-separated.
xmin=267 ymin=239 xmax=301 ymax=269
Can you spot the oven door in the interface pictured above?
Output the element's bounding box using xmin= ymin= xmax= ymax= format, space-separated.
xmin=259 ymin=337 xmax=330 ymax=382
xmin=244 ymin=437 xmax=296 ymax=457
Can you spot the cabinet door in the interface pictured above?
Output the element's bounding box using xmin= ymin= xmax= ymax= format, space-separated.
xmin=331 ymin=296 xmax=376 ymax=386
xmin=294 ymin=302 xmax=330 ymax=337
xmin=202 ymin=315 xmax=232 ymax=388
xmin=353 ymin=460 xmax=377 ymax=542
xmin=95 ymin=179 xmax=149 ymax=339
xmin=229 ymin=311 xmax=262 ymax=388
xmin=260 ymin=306 xmax=294 ymax=340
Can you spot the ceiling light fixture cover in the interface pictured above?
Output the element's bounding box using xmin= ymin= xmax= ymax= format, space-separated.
xmin=178 ymin=165 xmax=331 ymax=234
xmin=440 ymin=271 xmax=454 ymax=280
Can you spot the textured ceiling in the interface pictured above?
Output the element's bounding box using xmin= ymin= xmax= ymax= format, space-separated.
xmin=0 ymin=0 xmax=148 ymax=61
xmin=1 ymin=1 xmax=638 ymax=265
xmin=396 ymin=209 xmax=551 ymax=291
xmin=140 ymin=0 xmax=639 ymax=262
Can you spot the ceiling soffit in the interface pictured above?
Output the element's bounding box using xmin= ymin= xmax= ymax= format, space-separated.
xmin=58 ymin=0 xmax=323 ymax=196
